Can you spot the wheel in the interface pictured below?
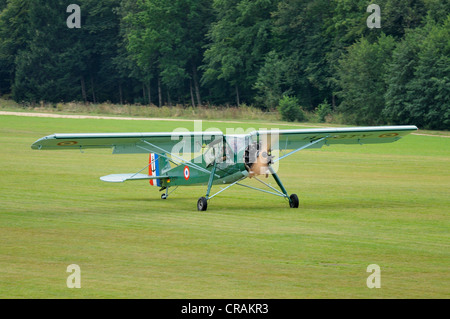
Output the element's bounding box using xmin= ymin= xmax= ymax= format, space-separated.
xmin=289 ymin=194 xmax=299 ymax=208
xmin=161 ymin=194 xmax=167 ymax=199
xmin=197 ymin=197 xmax=208 ymax=211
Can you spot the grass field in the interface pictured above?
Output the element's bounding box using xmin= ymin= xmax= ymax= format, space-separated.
xmin=0 ymin=114 xmax=449 ymax=298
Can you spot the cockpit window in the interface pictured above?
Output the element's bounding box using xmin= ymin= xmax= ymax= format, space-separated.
xmin=226 ymin=135 xmax=246 ymax=153
xmin=203 ymin=140 xmax=223 ymax=166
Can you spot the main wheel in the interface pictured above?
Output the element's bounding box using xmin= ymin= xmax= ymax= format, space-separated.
xmin=161 ymin=194 xmax=167 ymax=199
xmin=197 ymin=197 xmax=208 ymax=211
xmin=289 ymin=194 xmax=299 ymax=208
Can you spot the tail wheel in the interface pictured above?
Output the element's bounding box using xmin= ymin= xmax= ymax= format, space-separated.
xmin=197 ymin=197 xmax=208 ymax=211
xmin=289 ymin=194 xmax=299 ymax=208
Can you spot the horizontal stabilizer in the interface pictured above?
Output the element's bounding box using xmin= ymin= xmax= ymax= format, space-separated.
xmin=100 ymin=173 xmax=168 ymax=183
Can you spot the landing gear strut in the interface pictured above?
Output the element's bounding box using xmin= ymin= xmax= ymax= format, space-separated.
xmin=268 ymin=166 xmax=299 ymax=209
xmin=197 ymin=162 xmax=299 ymax=211
xmin=160 ymin=186 xmax=178 ymax=200
xmin=197 ymin=161 xmax=217 ymax=211
xmin=161 ymin=187 xmax=168 ymax=200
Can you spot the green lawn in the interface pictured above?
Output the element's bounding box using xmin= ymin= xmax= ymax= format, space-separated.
xmin=0 ymin=114 xmax=449 ymax=298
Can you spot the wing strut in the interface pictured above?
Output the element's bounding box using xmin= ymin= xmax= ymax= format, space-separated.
xmin=137 ymin=139 xmax=218 ymax=176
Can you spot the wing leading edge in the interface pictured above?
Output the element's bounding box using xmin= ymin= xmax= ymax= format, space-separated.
xmin=251 ymin=125 xmax=418 ymax=151
xmin=31 ymin=131 xmax=223 ymax=154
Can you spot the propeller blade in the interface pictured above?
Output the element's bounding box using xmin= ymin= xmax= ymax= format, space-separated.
xmin=249 ymin=134 xmax=275 ymax=177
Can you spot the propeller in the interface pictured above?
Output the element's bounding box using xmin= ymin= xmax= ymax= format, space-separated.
xmin=248 ymin=134 xmax=275 ymax=178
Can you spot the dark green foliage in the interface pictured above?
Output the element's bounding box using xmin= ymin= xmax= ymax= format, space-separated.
xmin=11 ymin=0 xmax=82 ymax=102
xmin=278 ymin=95 xmax=305 ymax=122
xmin=384 ymin=17 xmax=450 ymax=130
xmin=253 ymin=50 xmax=292 ymax=110
xmin=123 ymin=0 xmax=212 ymax=106
xmin=379 ymin=0 xmax=427 ymax=38
xmin=0 ymin=0 xmax=448 ymax=129
xmin=335 ymin=34 xmax=396 ymax=125
xmin=383 ymin=25 xmax=426 ymax=127
xmin=316 ymin=99 xmax=332 ymax=123
xmin=271 ymin=0 xmax=335 ymax=110
xmin=411 ymin=18 xmax=450 ymax=130
xmin=0 ymin=0 xmax=30 ymax=96
xmin=202 ymin=0 xmax=278 ymax=106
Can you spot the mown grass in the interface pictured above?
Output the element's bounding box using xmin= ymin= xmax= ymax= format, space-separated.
xmin=0 ymin=98 xmax=281 ymax=122
xmin=2 ymin=98 xmax=449 ymax=137
xmin=0 ymin=115 xmax=448 ymax=298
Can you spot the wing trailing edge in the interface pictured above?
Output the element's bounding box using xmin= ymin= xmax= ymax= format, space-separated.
xmin=100 ymin=173 xmax=169 ymax=183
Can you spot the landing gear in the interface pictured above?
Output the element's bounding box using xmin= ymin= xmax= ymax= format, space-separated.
xmin=160 ymin=186 xmax=177 ymax=200
xmin=289 ymin=194 xmax=299 ymax=208
xmin=268 ymin=166 xmax=299 ymax=209
xmin=161 ymin=187 xmax=168 ymax=199
xmin=197 ymin=197 xmax=208 ymax=211
xmin=197 ymin=160 xmax=217 ymax=211
xmin=197 ymin=155 xmax=299 ymax=211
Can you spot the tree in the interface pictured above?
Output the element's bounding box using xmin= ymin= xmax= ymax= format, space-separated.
xmin=7 ymin=0 xmax=131 ymax=104
xmin=335 ymin=34 xmax=396 ymax=125
xmin=124 ymin=0 xmax=212 ymax=106
xmin=278 ymin=95 xmax=305 ymax=122
xmin=383 ymin=25 xmax=426 ymax=126
xmin=253 ymin=50 xmax=291 ymax=109
xmin=411 ymin=16 xmax=450 ymax=129
xmin=384 ymin=16 xmax=450 ymax=129
xmin=12 ymin=0 xmax=83 ymax=103
xmin=202 ymin=0 xmax=279 ymax=106
xmin=0 ymin=0 xmax=30 ymax=96
xmin=380 ymin=0 xmax=427 ymax=38
xmin=0 ymin=0 xmax=7 ymax=11
xmin=271 ymin=0 xmax=335 ymax=110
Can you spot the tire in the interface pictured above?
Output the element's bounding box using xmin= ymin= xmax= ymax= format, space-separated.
xmin=289 ymin=194 xmax=299 ymax=208
xmin=197 ymin=197 xmax=208 ymax=211
xmin=161 ymin=194 xmax=167 ymax=200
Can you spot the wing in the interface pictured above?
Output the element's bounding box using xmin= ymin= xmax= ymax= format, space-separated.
xmin=31 ymin=131 xmax=223 ymax=154
xmin=251 ymin=125 xmax=417 ymax=155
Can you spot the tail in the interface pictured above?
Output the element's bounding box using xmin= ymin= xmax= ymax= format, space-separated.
xmin=148 ymin=153 xmax=170 ymax=187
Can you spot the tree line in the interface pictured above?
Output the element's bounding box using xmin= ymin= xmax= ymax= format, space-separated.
xmin=0 ymin=0 xmax=448 ymax=129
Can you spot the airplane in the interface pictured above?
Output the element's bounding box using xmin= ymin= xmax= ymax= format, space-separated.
xmin=31 ymin=125 xmax=417 ymax=211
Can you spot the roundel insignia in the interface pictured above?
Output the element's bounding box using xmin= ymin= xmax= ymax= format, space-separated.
xmin=57 ymin=141 xmax=78 ymax=146
xmin=184 ymin=166 xmax=190 ymax=180
xmin=379 ymin=133 xmax=399 ymax=138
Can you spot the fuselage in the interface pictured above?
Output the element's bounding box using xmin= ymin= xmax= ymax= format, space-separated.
xmin=161 ymin=135 xmax=253 ymax=187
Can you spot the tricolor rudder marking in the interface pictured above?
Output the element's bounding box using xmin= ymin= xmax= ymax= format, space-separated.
xmin=149 ymin=153 xmax=161 ymax=187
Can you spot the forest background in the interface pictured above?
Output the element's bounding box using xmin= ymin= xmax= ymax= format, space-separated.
xmin=0 ymin=0 xmax=448 ymax=129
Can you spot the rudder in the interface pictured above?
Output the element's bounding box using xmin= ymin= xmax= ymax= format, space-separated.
xmin=149 ymin=153 xmax=161 ymax=187
xmin=148 ymin=153 xmax=170 ymax=187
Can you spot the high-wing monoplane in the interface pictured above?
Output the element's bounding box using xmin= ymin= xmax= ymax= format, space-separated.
xmin=31 ymin=125 xmax=417 ymax=211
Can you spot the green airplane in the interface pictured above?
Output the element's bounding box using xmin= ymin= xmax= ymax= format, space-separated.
xmin=31 ymin=125 xmax=417 ymax=211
